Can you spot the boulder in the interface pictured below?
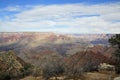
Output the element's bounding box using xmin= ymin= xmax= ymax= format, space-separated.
xmin=98 ymin=63 xmax=115 ymax=71
xmin=114 ymin=77 xmax=120 ymax=80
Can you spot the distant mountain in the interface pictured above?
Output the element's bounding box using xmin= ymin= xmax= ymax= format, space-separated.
xmin=0 ymin=33 xmax=113 ymax=46
xmin=71 ymin=34 xmax=113 ymax=40
xmin=0 ymin=33 xmax=115 ymax=66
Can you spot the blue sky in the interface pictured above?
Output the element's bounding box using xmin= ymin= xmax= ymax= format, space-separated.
xmin=0 ymin=0 xmax=120 ymax=33
xmin=0 ymin=0 xmax=119 ymax=8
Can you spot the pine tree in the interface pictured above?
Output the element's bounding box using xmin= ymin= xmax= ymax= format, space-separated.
xmin=109 ymin=34 xmax=120 ymax=73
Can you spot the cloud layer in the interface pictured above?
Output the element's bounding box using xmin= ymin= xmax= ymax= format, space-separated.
xmin=0 ymin=3 xmax=120 ymax=33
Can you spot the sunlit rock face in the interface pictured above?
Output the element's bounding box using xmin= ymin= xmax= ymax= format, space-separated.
xmin=0 ymin=33 xmax=113 ymax=45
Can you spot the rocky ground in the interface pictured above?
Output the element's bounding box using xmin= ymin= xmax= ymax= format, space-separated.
xmin=21 ymin=71 xmax=120 ymax=80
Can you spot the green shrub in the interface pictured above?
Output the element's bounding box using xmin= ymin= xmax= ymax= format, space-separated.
xmin=0 ymin=73 xmax=11 ymax=80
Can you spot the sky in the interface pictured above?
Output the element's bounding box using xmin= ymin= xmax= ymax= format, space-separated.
xmin=0 ymin=0 xmax=120 ymax=33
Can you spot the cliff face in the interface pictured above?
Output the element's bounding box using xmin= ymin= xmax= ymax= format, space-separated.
xmin=0 ymin=33 xmax=113 ymax=45
xmin=71 ymin=34 xmax=113 ymax=40
xmin=0 ymin=33 xmax=115 ymax=67
xmin=65 ymin=49 xmax=115 ymax=73
xmin=0 ymin=33 xmax=113 ymax=53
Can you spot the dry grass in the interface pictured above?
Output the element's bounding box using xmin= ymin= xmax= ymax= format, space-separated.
xmin=20 ymin=76 xmax=44 ymax=80
xmin=81 ymin=72 xmax=116 ymax=80
xmin=21 ymin=72 xmax=120 ymax=80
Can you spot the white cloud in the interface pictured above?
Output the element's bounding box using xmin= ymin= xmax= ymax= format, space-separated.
xmin=0 ymin=3 xmax=120 ymax=33
xmin=0 ymin=6 xmax=21 ymax=12
xmin=5 ymin=6 xmax=21 ymax=11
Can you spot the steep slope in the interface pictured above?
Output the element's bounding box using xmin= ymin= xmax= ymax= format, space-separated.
xmin=89 ymin=45 xmax=115 ymax=59
xmin=65 ymin=50 xmax=115 ymax=72
xmin=0 ymin=50 xmax=30 ymax=80
xmin=0 ymin=51 xmax=23 ymax=72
